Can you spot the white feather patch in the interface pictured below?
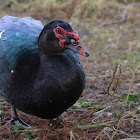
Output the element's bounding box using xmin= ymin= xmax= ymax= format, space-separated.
xmin=0 ymin=30 xmax=5 ymax=39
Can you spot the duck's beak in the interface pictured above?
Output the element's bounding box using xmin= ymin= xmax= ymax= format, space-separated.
xmin=67 ymin=44 xmax=90 ymax=57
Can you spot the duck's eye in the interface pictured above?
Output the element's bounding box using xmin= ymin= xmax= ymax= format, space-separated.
xmin=71 ymin=39 xmax=79 ymax=46
xmin=56 ymin=28 xmax=61 ymax=34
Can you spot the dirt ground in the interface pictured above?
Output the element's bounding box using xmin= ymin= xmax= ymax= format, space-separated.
xmin=0 ymin=0 xmax=140 ymax=140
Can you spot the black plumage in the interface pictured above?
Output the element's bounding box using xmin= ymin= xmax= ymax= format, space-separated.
xmin=0 ymin=16 xmax=89 ymax=122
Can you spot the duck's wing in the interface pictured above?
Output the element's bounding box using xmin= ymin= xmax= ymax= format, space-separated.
xmin=0 ymin=16 xmax=43 ymax=70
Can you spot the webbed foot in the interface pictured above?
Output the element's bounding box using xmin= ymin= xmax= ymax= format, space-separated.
xmin=5 ymin=105 xmax=31 ymax=129
xmin=10 ymin=117 xmax=31 ymax=129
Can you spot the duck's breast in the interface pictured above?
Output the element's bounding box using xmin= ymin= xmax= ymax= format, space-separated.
xmin=16 ymin=54 xmax=85 ymax=119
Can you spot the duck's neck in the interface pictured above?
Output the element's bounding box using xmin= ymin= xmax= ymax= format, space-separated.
xmin=39 ymin=53 xmax=65 ymax=68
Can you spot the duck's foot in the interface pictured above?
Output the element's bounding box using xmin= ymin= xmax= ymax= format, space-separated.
xmin=10 ymin=117 xmax=31 ymax=129
xmin=5 ymin=118 xmax=31 ymax=129
xmin=50 ymin=116 xmax=64 ymax=129
xmin=7 ymin=105 xmax=31 ymax=129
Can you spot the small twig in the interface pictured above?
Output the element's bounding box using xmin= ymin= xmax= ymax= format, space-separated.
xmin=67 ymin=109 xmax=86 ymax=111
xmin=87 ymin=74 xmax=111 ymax=80
xmin=94 ymin=127 xmax=112 ymax=140
xmin=76 ymin=100 xmax=110 ymax=125
xmin=111 ymin=68 xmax=138 ymax=140
xmin=93 ymin=65 xmax=121 ymax=115
xmin=107 ymin=65 xmax=118 ymax=94
xmin=93 ymin=106 xmax=112 ymax=116
xmin=13 ymin=128 xmax=48 ymax=132
xmin=77 ymin=65 xmax=121 ymax=125
xmin=107 ymin=65 xmax=121 ymax=98
xmin=121 ymin=106 xmax=140 ymax=120
xmin=98 ymin=2 xmax=140 ymax=27
xmin=55 ymin=120 xmax=115 ymax=132
xmin=113 ymin=127 xmax=140 ymax=138
xmin=112 ymin=65 xmax=121 ymax=97
xmin=70 ymin=130 xmax=77 ymax=140
xmin=78 ymin=123 xmax=112 ymax=129
xmin=92 ymin=66 xmax=121 ymax=114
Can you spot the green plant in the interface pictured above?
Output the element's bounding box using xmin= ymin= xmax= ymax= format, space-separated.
xmin=74 ymin=100 xmax=103 ymax=109
xmin=74 ymin=100 xmax=91 ymax=108
xmin=25 ymin=131 xmax=41 ymax=139
xmin=12 ymin=125 xmax=25 ymax=130
xmin=92 ymin=104 xmax=103 ymax=109
xmin=122 ymin=93 xmax=140 ymax=102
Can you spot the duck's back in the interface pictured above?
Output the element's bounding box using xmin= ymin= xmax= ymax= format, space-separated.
xmin=0 ymin=16 xmax=43 ymax=96
xmin=0 ymin=16 xmax=43 ymax=69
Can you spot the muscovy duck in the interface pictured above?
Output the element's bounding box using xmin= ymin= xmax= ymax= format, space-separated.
xmin=0 ymin=16 xmax=89 ymax=127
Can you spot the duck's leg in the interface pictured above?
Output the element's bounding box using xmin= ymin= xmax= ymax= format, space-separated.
xmin=11 ymin=105 xmax=18 ymax=118
xmin=53 ymin=115 xmax=66 ymax=129
xmin=53 ymin=117 xmax=62 ymax=129
xmin=10 ymin=105 xmax=31 ymax=128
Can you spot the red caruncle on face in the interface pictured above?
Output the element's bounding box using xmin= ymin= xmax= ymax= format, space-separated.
xmin=53 ymin=26 xmax=79 ymax=49
xmin=53 ymin=26 xmax=90 ymax=57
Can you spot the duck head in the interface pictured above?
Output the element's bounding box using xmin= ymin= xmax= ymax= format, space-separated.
xmin=38 ymin=20 xmax=89 ymax=57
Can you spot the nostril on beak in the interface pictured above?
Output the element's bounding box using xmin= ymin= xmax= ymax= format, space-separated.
xmin=84 ymin=51 xmax=90 ymax=57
